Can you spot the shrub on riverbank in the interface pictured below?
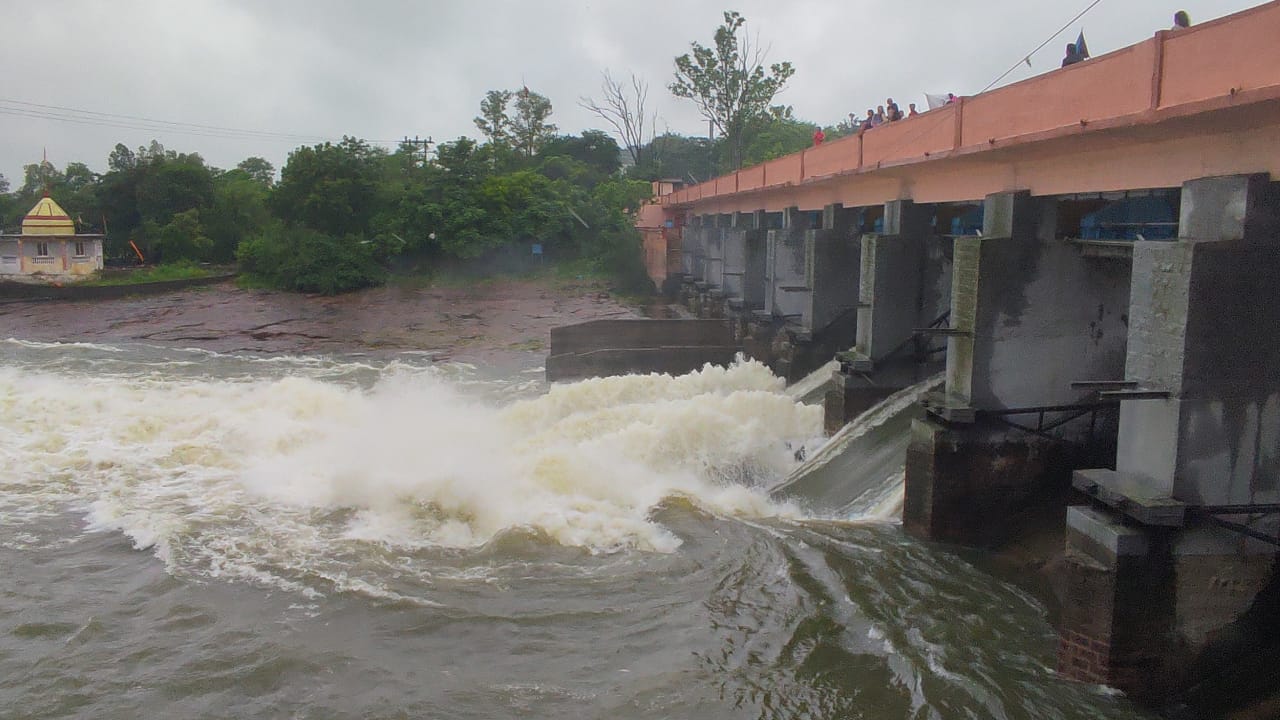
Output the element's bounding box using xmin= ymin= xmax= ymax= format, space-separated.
xmin=237 ymin=224 xmax=383 ymax=295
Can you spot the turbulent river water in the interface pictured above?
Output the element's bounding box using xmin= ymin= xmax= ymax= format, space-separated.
xmin=0 ymin=339 xmax=1154 ymax=719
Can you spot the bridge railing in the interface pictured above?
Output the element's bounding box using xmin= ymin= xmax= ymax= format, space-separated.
xmin=1159 ymin=1 xmax=1280 ymax=108
xmin=802 ymin=133 xmax=858 ymax=179
xmin=663 ymin=0 xmax=1280 ymax=209
xmin=863 ymin=103 xmax=958 ymax=167
xmin=960 ymin=40 xmax=1155 ymax=146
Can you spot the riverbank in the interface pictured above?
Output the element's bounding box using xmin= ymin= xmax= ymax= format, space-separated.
xmin=0 ymin=275 xmax=642 ymax=368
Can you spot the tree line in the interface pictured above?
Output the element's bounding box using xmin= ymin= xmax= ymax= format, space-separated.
xmin=0 ymin=10 xmax=812 ymax=294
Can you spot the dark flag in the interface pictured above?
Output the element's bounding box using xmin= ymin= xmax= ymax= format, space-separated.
xmin=1076 ymin=30 xmax=1090 ymax=59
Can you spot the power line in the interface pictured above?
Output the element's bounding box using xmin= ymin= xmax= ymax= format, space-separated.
xmin=0 ymin=97 xmax=400 ymax=146
xmin=979 ymin=0 xmax=1105 ymax=94
xmin=0 ymin=106 xmax=305 ymax=143
xmin=0 ymin=97 xmax=332 ymax=142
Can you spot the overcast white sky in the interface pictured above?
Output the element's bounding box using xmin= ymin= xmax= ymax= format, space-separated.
xmin=0 ymin=0 xmax=1259 ymax=183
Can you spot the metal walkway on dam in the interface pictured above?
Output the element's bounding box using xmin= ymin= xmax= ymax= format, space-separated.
xmin=633 ymin=0 xmax=1280 ymax=703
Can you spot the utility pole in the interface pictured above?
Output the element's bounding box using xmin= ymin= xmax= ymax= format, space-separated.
xmin=401 ymin=135 xmax=434 ymax=165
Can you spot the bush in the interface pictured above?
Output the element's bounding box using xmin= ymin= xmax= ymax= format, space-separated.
xmin=237 ymin=222 xmax=384 ymax=294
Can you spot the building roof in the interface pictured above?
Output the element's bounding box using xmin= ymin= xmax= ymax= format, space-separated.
xmin=22 ymin=194 xmax=76 ymax=236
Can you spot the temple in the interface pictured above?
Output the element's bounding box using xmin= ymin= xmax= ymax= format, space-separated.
xmin=0 ymin=193 xmax=104 ymax=278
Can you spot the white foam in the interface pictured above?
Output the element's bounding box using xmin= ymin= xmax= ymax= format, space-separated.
xmin=0 ymin=357 xmax=822 ymax=591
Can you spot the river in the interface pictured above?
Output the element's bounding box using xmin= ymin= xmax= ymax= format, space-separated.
xmin=0 ymin=338 xmax=1154 ymax=719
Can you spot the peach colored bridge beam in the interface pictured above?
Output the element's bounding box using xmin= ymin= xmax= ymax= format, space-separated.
xmin=663 ymin=0 xmax=1280 ymax=216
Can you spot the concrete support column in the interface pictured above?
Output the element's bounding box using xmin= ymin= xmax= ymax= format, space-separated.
xmin=1116 ymin=174 xmax=1280 ymax=505
xmin=803 ymin=203 xmax=860 ymax=336
xmin=942 ymin=191 xmax=1040 ymax=415
xmin=938 ymin=190 xmax=1131 ymax=416
xmin=721 ymin=212 xmax=750 ymax=305
xmin=695 ymin=215 xmax=728 ymax=318
xmin=681 ymin=215 xmax=701 ymax=278
xmin=854 ymin=199 xmax=932 ymax=367
xmin=741 ymin=211 xmax=768 ymax=314
xmin=704 ymin=214 xmax=728 ymax=289
xmin=904 ymin=189 xmax=1133 ymax=540
xmin=765 ymin=207 xmax=808 ymax=321
xmin=1054 ymin=174 xmax=1280 ymax=698
xmin=1057 ymin=506 xmax=1175 ymax=699
xmin=824 ymin=200 xmax=931 ymax=433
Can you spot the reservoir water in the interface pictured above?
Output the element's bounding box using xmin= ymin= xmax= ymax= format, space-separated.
xmin=0 ymin=339 xmax=1152 ymax=719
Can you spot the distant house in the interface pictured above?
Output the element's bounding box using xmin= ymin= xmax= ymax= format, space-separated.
xmin=0 ymin=194 xmax=104 ymax=279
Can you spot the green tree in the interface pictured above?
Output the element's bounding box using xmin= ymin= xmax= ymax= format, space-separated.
xmin=136 ymin=155 xmax=214 ymax=225
xmin=669 ymin=11 xmax=795 ymax=170
xmin=474 ymin=89 xmax=514 ymax=147
xmin=19 ymin=161 xmax=62 ymax=196
xmin=511 ymin=87 xmax=556 ymax=159
xmin=205 ymin=170 xmax=272 ymax=262
xmin=270 ymin=137 xmax=385 ymax=237
xmin=631 ymin=132 xmax=715 ymax=183
xmin=0 ymin=174 xmax=14 ymax=232
xmin=108 ymin=143 xmax=137 ymax=172
xmin=96 ymin=164 xmax=144 ymax=257
xmin=63 ymin=162 xmax=98 ymax=191
xmin=538 ymin=130 xmax=621 ymax=186
xmin=741 ymin=108 xmax=821 ymax=166
xmin=147 ymin=208 xmax=211 ymax=263
xmin=138 ymin=140 xmax=174 ymax=164
xmin=235 ymin=156 xmax=276 ymax=186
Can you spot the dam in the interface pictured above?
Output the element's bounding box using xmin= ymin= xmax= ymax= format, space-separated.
xmin=629 ymin=0 xmax=1280 ymax=704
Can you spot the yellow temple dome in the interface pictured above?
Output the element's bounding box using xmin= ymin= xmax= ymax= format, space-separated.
xmin=22 ymin=194 xmax=76 ymax=236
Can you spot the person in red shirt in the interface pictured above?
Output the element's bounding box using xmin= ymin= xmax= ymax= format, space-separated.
xmin=812 ymin=126 xmax=825 ymax=146
xmin=907 ymin=103 xmax=920 ymax=117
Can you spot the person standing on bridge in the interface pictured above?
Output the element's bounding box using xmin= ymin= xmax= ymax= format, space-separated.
xmin=1172 ymin=10 xmax=1191 ymax=29
xmin=812 ymin=126 xmax=825 ymax=146
xmin=1062 ymin=42 xmax=1084 ymax=67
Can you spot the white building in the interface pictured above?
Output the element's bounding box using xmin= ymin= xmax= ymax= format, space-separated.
xmin=0 ymin=194 xmax=104 ymax=278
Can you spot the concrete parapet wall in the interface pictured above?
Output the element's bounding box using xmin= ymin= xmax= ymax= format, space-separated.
xmin=549 ymin=319 xmax=730 ymax=355
xmin=546 ymin=319 xmax=736 ymax=381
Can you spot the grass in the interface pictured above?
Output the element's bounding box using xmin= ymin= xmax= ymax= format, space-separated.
xmin=84 ymin=262 xmax=225 ymax=286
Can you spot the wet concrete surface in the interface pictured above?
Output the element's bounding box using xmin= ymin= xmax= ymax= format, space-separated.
xmin=0 ymin=279 xmax=641 ymax=366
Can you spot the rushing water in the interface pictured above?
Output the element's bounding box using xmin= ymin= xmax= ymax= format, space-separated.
xmin=0 ymin=339 xmax=1153 ymax=719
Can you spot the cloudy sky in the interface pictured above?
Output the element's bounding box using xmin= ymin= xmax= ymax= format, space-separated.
xmin=0 ymin=0 xmax=1258 ymax=184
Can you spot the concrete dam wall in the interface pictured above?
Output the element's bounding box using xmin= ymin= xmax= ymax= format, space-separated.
xmin=545 ymin=319 xmax=738 ymax=382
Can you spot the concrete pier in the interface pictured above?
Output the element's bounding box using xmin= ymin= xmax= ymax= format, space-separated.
xmin=1056 ymin=173 xmax=1280 ymax=696
xmin=826 ymin=199 xmax=948 ymax=432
